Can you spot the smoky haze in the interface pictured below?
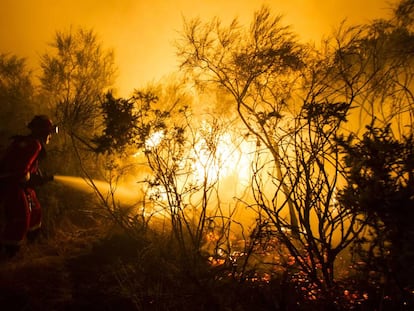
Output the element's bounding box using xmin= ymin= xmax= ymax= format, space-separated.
xmin=0 ymin=0 xmax=393 ymax=96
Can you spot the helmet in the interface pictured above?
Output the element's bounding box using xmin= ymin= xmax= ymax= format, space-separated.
xmin=28 ymin=115 xmax=58 ymax=136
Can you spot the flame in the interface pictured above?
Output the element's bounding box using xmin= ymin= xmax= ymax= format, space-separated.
xmin=141 ymin=124 xmax=253 ymax=187
xmin=145 ymin=130 xmax=165 ymax=149
xmin=190 ymin=125 xmax=253 ymax=185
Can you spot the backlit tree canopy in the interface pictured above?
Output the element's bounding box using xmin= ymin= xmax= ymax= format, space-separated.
xmin=0 ymin=54 xmax=35 ymax=144
xmin=40 ymin=27 xmax=116 ymax=136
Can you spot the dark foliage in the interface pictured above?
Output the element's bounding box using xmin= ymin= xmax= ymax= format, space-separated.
xmin=92 ymin=92 xmax=140 ymax=154
xmin=92 ymin=91 xmax=169 ymax=155
xmin=337 ymin=123 xmax=414 ymax=304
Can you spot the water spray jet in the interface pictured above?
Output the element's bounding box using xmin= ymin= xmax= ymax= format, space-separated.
xmin=53 ymin=175 xmax=142 ymax=207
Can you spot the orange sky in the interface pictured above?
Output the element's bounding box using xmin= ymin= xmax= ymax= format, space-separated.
xmin=0 ymin=0 xmax=395 ymax=96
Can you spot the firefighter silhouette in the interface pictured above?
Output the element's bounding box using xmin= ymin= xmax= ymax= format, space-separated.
xmin=0 ymin=115 xmax=57 ymax=257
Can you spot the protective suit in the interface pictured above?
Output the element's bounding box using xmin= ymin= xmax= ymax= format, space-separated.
xmin=0 ymin=115 xmax=56 ymax=256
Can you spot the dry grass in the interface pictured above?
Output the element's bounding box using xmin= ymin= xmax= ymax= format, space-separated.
xmin=1 ymin=207 xmax=411 ymax=311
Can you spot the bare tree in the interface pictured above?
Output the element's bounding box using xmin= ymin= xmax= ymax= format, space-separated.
xmin=39 ymin=27 xmax=117 ymax=176
xmin=175 ymin=6 xmax=378 ymax=300
xmin=40 ymin=27 xmax=116 ymax=136
xmin=177 ymin=5 xmax=305 ymax=236
xmin=0 ymin=54 xmax=36 ymax=146
xmin=92 ymin=79 xmax=248 ymax=275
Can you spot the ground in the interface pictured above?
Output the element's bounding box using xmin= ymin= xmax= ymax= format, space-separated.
xmin=0 ymin=226 xmax=140 ymax=311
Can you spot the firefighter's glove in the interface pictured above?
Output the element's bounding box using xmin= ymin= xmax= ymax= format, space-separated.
xmin=44 ymin=174 xmax=54 ymax=182
xmin=27 ymin=173 xmax=43 ymax=187
xmin=27 ymin=173 xmax=54 ymax=187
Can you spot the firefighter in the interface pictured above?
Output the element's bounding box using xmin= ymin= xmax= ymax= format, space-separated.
xmin=0 ymin=115 xmax=57 ymax=257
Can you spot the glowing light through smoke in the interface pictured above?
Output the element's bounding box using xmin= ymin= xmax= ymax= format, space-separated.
xmin=191 ymin=132 xmax=253 ymax=185
xmin=145 ymin=130 xmax=165 ymax=149
xmin=189 ymin=122 xmax=253 ymax=185
xmin=141 ymin=121 xmax=254 ymax=186
xmin=0 ymin=1 xmax=392 ymax=97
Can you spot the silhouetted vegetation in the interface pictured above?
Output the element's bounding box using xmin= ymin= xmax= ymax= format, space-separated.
xmin=337 ymin=123 xmax=414 ymax=304
xmin=1 ymin=1 xmax=414 ymax=310
xmin=0 ymin=54 xmax=36 ymax=148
